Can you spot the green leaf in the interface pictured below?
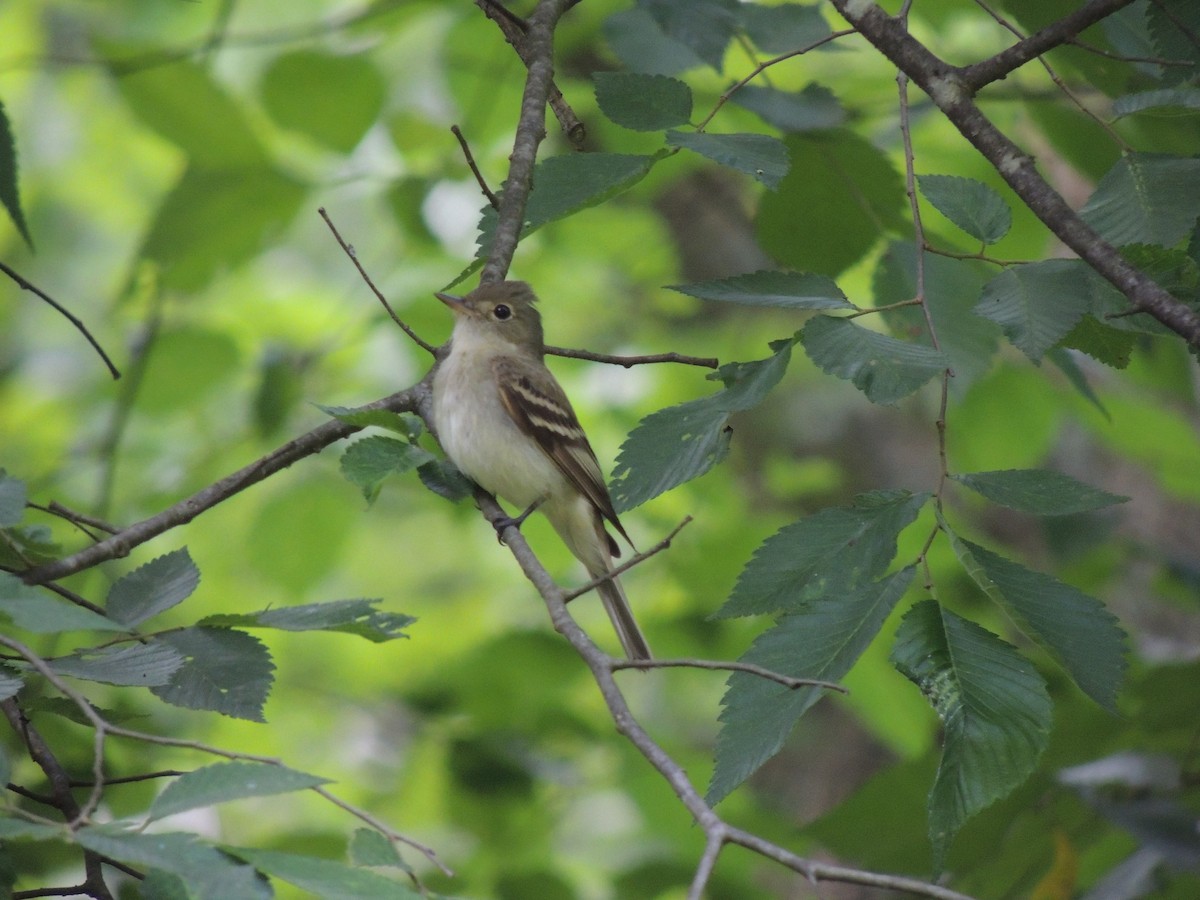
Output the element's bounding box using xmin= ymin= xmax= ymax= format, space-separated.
xmin=952 ymin=469 xmax=1130 ymax=515
xmin=229 ymin=848 xmax=421 ymax=899
xmin=417 ymin=458 xmax=475 ymax=502
xmin=476 ymin=152 xmax=662 ymax=259
xmin=594 ymin=72 xmax=692 ymax=131
xmin=1147 ymin=0 xmax=1200 ymax=85
xmin=136 ymin=328 xmax=242 ymax=413
xmin=717 ymin=490 xmax=929 ymax=618
xmin=731 ymin=83 xmax=844 ymax=133
xmin=1046 ymin=346 xmax=1109 ymax=419
xmin=1081 ymin=153 xmax=1200 ymax=246
xmin=801 ymin=316 xmax=948 ymax=405
xmin=318 ymin=404 xmax=423 ymax=439
xmin=918 ymin=174 xmax=1012 ymax=245
xmin=1113 ymin=87 xmax=1200 ymax=117
xmin=708 ymin=568 xmax=915 ymax=804
xmin=611 ymin=342 xmax=792 ymax=512
xmin=974 ymin=260 xmax=1092 ymax=363
xmin=641 ymin=0 xmax=739 ymax=71
xmin=47 ymin=642 xmax=183 ymax=687
xmin=602 ymin=8 xmax=702 ymax=76
xmin=0 ymin=818 xmax=62 ymax=840
xmin=201 ymin=598 xmax=413 ymax=643
xmin=890 ymin=601 xmax=1051 ymax=869
xmin=668 ymin=269 xmax=852 ymax=309
xmin=151 ymin=627 xmax=274 ymax=721
xmin=949 ymin=534 xmax=1127 ymax=712
xmin=1060 ymin=314 xmax=1136 ymax=368
xmin=340 ymin=435 xmax=434 ymax=503
xmin=0 ymin=100 xmax=33 ymax=248
xmin=758 ymin=130 xmax=905 ymax=277
xmin=150 ymin=761 xmax=330 ymax=822
xmin=666 ymin=130 xmax=790 ymax=189
xmin=738 ymin=3 xmax=833 ymax=54
xmin=0 ymin=471 xmax=25 ymax=526
xmin=0 ymin=573 xmax=125 ymax=634
xmin=0 ymin=665 xmax=22 ymax=702
xmin=260 ymin=50 xmax=385 ymax=153
xmin=76 ymin=827 xmax=269 ymax=900
xmin=349 ymin=829 xmax=411 ymax=871
xmin=106 ymin=548 xmax=199 ymax=628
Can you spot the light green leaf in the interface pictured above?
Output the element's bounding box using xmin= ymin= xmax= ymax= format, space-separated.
xmin=106 ymin=548 xmax=199 ymax=628
xmin=801 ymin=315 xmax=948 ymax=405
xmin=668 ymin=269 xmax=852 ymax=309
xmin=738 ymin=3 xmax=833 ymax=54
xmin=201 ymin=598 xmax=413 ymax=644
xmin=1081 ymin=153 xmax=1200 ymax=246
xmin=230 ymin=848 xmax=421 ymax=899
xmin=136 ymin=328 xmax=241 ymax=413
xmin=732 ymin=83 xmax=844 ymax=133
xmin=349 ymin=829 xmax=411 ymax=871
xmin=318 ymin=404 xmax=423 ymax=439
xmin=150 ymin=762 xmax=330 ymax=822
xmin=0 ymin=573 xmax=126 ymax=634
xmin=974 ymin=260 xmax=1092 ymax=362
xmin=151 ymin=627 xmax=274 ymax=721
xmin=611 ymin=342 xmax=792 ymax=512
xmin=890 ymin=601 xmax=1051 ymax=869
xmin=641 ymin=0 xmax=739 ymax=71
xmin=717 ymin=490 xmax=928 ymax=618
xmin=709 ymin=568 xmax=915 ymax=804
xmin=918 ymin=174 xmax=1012 ymax=245
xmin=0 ymin=100 xmax=33 ymax=248
xmin=340 ymin=435 xmax=434 ymax=503
xmin=666 ymin=130 xmax=790 ymax=189
xmin=47 ymin=642 xmax=183 ymax=687
xmin=594 ymin=72 xmax=692 ymax=131
xmin=0 ymin=472 xmax=26 ymax=527
xmin=950 ymin=534 xmax=1127 ymax=712
xmin=260 ymin=50 xmax=385 ymax=153
xmin=952 ymin=469 xmax=1129 ymax=515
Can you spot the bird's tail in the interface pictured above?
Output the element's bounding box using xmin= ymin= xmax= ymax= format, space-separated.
xmin=593 ymin=568 xmax=652 ymax=661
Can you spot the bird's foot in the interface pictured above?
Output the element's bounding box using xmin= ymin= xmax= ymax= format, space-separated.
xmin=492 ymin=498 xmax=543 ymax=543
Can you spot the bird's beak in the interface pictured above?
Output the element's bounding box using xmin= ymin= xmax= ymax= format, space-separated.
xmin=435 ymin=291 xmax=465 ymax=314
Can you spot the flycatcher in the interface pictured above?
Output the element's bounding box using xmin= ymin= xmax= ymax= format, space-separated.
xmin=431 ymin=281 xmax=651 ymax=660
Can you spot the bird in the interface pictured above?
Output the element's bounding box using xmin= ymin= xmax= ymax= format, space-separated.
xmin=431 ymin=280 xmax=651 ymax=660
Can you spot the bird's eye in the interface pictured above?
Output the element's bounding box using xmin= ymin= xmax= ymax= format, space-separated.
xmin=493 ymin=304 xmax=512 ymax=320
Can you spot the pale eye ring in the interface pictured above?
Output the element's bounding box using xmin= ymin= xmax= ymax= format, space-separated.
xmin=493 ymin=304 xmax=512 ymax=320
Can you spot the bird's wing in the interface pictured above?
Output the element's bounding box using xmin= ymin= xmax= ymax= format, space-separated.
xmin=492 ymin=355 xmax=631 ymax=553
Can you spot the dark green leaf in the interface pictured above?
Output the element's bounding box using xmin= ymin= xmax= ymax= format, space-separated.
xmin=318 ymin=404 xmax=423 ymax=439
xmin=229 ymin=848 xmax=420 ymax=899
xmin=0 ymin=665 xmax=22 ymax=702
xmin=708 ymin=568 xmax=915 ymax=804
xmin=340 ymin=436 xmax=434 ymax=503
xmin=139 ymin=869 xmax=191 ymax=900
xmin=801 ymin=315 xmax=948 ymax=405
xmin=151 ymin=627 xmax=274 ymax=721
xmin=918 ymin=174 xmax=1012 ymax=245
xmin=717 ymin=490 xmax=928 ymax=618
xmin=150 ymin=762 xmax=330 ymax=821
xmin=0 ymin=471 xmax=25 ymax=526
xmin=107 ymin=548 xmax=199 ymax=628
xmin=668 ymin=269 xmax=852 ymax=309
xmin=950 ymin=534 xmax=1127 ymax=712
xmin=47 ymin=642 xmax=183 ymax=687
xmin=890 ymin=601 xmax=1051 ymax=869
xmin=253 ymin=347 xmax=305 ymax=438
xmin=0 ymin=573 xmax=125 ymax=634
xmin=641 ymin=0 xmax=739 ymax=71
xmin=731 ymin=83 xmax=844 ymax=133
xmin=1147 ymin=0 xmax=1200 ymax=85
xmin=1081 ymin=153 xmax=1200 ymax=246
xmin=1113 ymin=87 xmax=1200 ymax=117
xmin=201 ymin=598 xmax=413 ymax=643
xmin=666 ymin=130 xmax=790 ymax=189
xmin=349 ymin=829 xmax=410 ymax=871
xmin=952 ymin=469 xmax=1129 ymax=515
xmin=260 ymin=50 xmax=385 ymax=153
xmin=611 ymin=342 xmax=792 ymax=512
xmin=417 ymin=458 xmax=475 ymax=502
xmin=602 ymin=8 xmax=702 ymax=76
xmin=1046 ymin=346 xmax=1110 ymax=419
xmin=974 ymin=260 xmax=1092 ymax=362
xmin=0 ymin=100 xmax=33 ymax=248
xmin=1060 ymin=314 xmax=1136 ymax=368
xmin=594 ymin=72 xmax=692 ymax=131
xmin=738 ymin=3 xmax=833 ymax=54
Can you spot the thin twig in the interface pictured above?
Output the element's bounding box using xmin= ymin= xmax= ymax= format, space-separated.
xmin=36 ymin=501 xmax=121 ymax=536
xmin=561 ymin=517 xmax=692 ymax=603
xmin=0 ymin=261 xmax=120 ymax=379
xmin=451 ymin=125 xmax=499 ymax=208
xmin=318 ymin=207 xmax=437 ymax=356
xmin=613 ymin=658 xmax=849 ymax=694
xmin=546 ymin=345 xmax=718 ymax=368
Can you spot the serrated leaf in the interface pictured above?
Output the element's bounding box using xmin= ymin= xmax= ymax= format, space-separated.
xmin=801 ymin=316 xmax=948 ymax=405
xmin=731 ymin=83 xmax=844 ymax=133
xmin=666 ymin=130 xmax=790 ymax=189
xmin=1113 ymin=87 xmax=1200 ymax=117
xmin=953 ymin=469 xmax=1129 ymax=515
xmin=0 ymin=472 xmax=26 ymax=526
xmin=1081 ymin=153 xmax=1200 ymax=246
xmin=477 ymin=153 xmax=661 ymax=259
xmin=0 ymin=665 xmax=22 ymax=702
xmin=201 ymin=598 xmax=413 ymax=643
xmin=738 ymin=3 xmax=834 ymax=54
xmin=611 ymin=343 xmax=792 ymax=512
xmin=975 ymin=260 xmax=1092 ymax=363
xmin=349 ymin=829 xmax=410 ymax=871
xmin=261 ymin=50 xmax=385 ymax=153
xmin=107 ymin=548 xmax=199 ymax=628
xmin=47 ymin=642 xmax=183 ymax=687
xmin=0 ymin=573 xmax=126 ymax=634
xmin=594 ymin=72 xmax=692 ymax=131
xmin=1060 ymin=314 xmax=1136 ymax=368
xmin=709 ymin=568 xmax=914 ymax=804
xmin=0 ymin=99 xmax=33 ymax=248
xmin=918 ymin=174 xmax=1012 ymax=244
xmin=151 ymin=627 xmax=274 ymax=721
xmin=890 ymin=601 xmax=1052 ymax=869
xmin=230 ymin=848 xmax=420 ymax=899
xmin=668 ymin=270 xmax=852 ymax=309
xmin=950 ymin=534 xmax=1127 ymax=712
xmin=641 ymin=0 xmax=739 ymax=71
xmin=602 ymin=8 xmax=703 ymax=76
xmin=318 ymin=404 xmax=423 ymax=439
xmin=150 ymin=762 xmax=330 ymax=822
xmin=76 ymin=827 xmax=269 ymax=900
xmin=340 ymin=436 xmax=433 ymax=503
xmin=718 ymin=490 xmax=928 ymax=618
xmin=417 ymin=458 xmax=475 ymax=502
